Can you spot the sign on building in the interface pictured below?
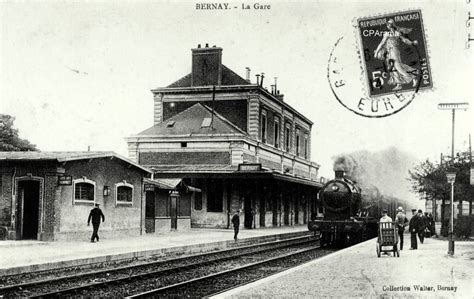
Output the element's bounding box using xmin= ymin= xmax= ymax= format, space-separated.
xmin=58 ymin=175 xmax=72 ymax=185
xmin=238 ymin=163 xmax=262 ymax=172
xmin=144 ymin=184 xmax=155 ymax=192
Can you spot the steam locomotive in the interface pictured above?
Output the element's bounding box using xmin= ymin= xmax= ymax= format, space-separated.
xmin=308 ymin=170 xmax=399 ymax=247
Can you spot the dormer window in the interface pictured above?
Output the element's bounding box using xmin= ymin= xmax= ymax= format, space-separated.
xmin=201 ymin=117 xmax=212 ymax=128
xmin=167 ymin=121 xmax=175 ymax=127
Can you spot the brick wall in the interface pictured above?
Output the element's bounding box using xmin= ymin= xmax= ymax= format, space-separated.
xmin=43 ymin=174 xmax=57 ymax=241
xmin=0 ymin=173 xmax=13 ymax=226
xmin=191 ymin=47 xmax=222 ymax=86
xmin=139 ymin=151 xmax=231 ymax=165
xmin=0 ymin=158 xmax=147 ymax=241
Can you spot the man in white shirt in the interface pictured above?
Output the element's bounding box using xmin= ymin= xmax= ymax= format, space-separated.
xmin=380 ymin=209 xmax=392 ymax=223
xmin=379 ymin=209 xmax=393 ymax=255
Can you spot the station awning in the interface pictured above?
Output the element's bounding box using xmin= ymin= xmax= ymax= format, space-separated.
xmin=144 ymin=178 xmax=201 ymax=192
xmin=272 ymin=173 xmax=323 ymax=188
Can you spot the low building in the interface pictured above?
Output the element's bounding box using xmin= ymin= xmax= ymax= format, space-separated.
xmin=127 ymin=44 xmax=323 ymax=230
xmin=143 ymin=177 xmax=200 ymax=233
xmin=0 ymin=151 xmax=152 ymax=241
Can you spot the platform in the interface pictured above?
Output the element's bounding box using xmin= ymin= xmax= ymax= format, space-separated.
xmin=216 ymin=235 xmax=474 ymax=298
xmin=0 ymin=226 xmax=309 ymax=276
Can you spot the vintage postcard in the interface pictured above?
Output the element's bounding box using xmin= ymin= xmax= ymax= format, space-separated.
xmin=0 ymin=1 xmax=473 ymax=298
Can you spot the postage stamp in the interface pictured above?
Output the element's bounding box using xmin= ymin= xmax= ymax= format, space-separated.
xmin=357 ymin=10 xmax=432 ymax=97
xmin=327 ymin=9 xmax=432 ymax=118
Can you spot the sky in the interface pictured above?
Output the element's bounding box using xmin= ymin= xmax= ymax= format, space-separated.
xmin=1 ymin=0 xmax=473 ymax=204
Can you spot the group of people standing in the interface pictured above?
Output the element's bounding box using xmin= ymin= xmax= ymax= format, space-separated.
xmin=408 ymin=208 xmax=436 ymax=249
xmin=389 ymin=207 xmax=435 ymax=250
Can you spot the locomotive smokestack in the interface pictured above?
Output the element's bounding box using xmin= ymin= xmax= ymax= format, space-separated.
xmin=335 ymin=170 xmax=344 ymax=179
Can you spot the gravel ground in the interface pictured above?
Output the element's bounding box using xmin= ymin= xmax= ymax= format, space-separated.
xmin=220 ymin=235 xmax=474 ymax=298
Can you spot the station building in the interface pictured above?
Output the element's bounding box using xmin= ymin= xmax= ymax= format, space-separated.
xmin=127 ymin=44 xmax=323 ymax=230
xmin=0 ymin=151 xmax=152 ymax=241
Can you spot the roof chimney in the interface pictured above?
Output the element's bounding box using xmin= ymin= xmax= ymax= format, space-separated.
xmin=260 ymin=73 xmax=265 ymax=86
xmin=275 ymin=90 xmax=284 ymax=101
xmin=191 ymin=44 xmax=223 ymax=86
xmin=245 ymin=67 xmax=251 ymax=83
xmin=335 ymin=170 xmax=344 ymax=179
xmin=255 ymin=74 xmax=260 ymax=85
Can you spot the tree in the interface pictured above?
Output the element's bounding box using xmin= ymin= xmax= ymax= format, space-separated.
xmin=0 ymin=114 xmax=38 ymax=151
xmin=408 ymin=152 xmax=473 ymax=234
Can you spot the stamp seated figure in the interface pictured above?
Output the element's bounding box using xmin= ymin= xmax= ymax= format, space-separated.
xmin=374 ymin=19 xmax=419 ymax=91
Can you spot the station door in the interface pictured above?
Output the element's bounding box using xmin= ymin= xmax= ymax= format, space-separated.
xmin=17 ymin=180 xmax=40 ymax=240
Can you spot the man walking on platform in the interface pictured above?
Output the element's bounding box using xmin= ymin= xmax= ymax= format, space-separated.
xmin=428 ymin=213 xmax=436 ymax=237
xmin=417 ymin=209 xmax=425 ymax=244
xmin=409 ymin=208 xmax=419 ymax=250
xmin=88 ymin=203 xmax=105 ymax=243
xmin=395 ymin=207 xmax=408 ymax=250
xmin=231 ymin=210 xmax=241 ymax=241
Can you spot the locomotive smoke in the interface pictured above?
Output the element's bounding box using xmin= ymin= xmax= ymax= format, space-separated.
xmin=333 ymin=147 xmax=417 ymax=206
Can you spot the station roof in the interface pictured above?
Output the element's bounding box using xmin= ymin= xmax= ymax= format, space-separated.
xmin=0 ymin=151 xmax=152 ymax=174
xmin=166 ymin=65 xmax=249 ymax=88
xmin=136 ymin=103 xmax=246 ymax=137
xmin=150 ymin=165 xmax=323 ymax=188
xmin=144 ymin=178 xmax=201 ymax=192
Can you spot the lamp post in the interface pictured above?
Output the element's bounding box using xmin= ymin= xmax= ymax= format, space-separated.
xmin=446 ymin=168 xmax=456 ymax=255
xmin=437 ymin=102 xmax=469 ymax=251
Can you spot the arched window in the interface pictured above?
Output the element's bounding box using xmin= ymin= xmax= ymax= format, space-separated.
xmin=115 ymin=181 xmax=134 ymax=206
xmin=73 ymin=178 xmax=96 ymax=204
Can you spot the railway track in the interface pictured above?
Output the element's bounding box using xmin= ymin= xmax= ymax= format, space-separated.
xmin=0 ymin=234 xmax=320 ymax=298
xmin=129 ymin=245 xmax=329 ymax=298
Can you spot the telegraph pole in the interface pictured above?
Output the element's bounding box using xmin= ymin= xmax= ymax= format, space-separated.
xmin=470 ymin=134 xmax=472 ymax=216
xmin=438 ymin=102 xmax=469 ymax=256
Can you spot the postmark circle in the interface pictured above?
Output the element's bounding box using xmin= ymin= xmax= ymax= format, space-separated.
xmin=328 ymin=36 xmax=420 ymax=118
xmin=327 ymin=10 xmax=432 ymax=118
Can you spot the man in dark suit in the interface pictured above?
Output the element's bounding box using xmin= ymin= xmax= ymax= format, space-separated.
xmin=395 ymin=207 xmax=407 ymax=250
xmin=417 ymin=209 xmax=426 ymax=243
xmin=88 ymin=203 xmax=105 ymax=243
xmin=409 ymin=208 xmax=419 ymax=250
xmin=231 ymin=210 xmax=240 ymax=241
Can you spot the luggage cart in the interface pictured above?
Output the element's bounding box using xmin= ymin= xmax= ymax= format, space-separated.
xmin=376 ymin=222 xmax=400 ymax=257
